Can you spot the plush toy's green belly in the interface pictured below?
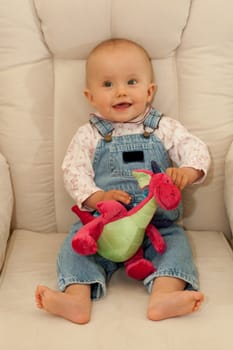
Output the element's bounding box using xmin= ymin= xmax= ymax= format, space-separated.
xmin=97 ymin=217 xmax=145 ymax=262
xmin=97 ymin=198 xmax=157 ymax=262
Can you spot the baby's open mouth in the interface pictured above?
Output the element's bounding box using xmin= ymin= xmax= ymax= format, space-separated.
xmin=113 ymin=102 xmax=132 ymax=110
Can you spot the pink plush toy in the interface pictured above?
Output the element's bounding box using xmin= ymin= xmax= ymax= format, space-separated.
xmin=72 ymin=164 xmax=181 ymax=280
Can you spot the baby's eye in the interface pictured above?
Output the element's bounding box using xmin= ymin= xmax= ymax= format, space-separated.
xmin=103 ymin=81 xmax=113 ymax=87
xmin=128 ymin=79 xmax=137 ymax=85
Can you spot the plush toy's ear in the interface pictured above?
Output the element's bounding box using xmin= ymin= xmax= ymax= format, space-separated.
xmin=132 ymin=170 xmax=152 ymax=189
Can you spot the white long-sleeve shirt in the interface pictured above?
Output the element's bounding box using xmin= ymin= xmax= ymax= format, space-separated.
xmin=62 ymin=112 xmax=211 ymax=209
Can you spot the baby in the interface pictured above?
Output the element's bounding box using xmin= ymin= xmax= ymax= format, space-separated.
xmin=35 ymin=38 xmax=210 ymax=324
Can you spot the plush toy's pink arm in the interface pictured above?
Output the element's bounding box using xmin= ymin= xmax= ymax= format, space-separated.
xmin=146 ymin=224 xmax=166 ymax=254
xmin=72 ymin=205 xmax=94 ymax=224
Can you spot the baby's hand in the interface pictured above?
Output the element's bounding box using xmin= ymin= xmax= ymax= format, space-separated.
xmin=84 ymin=190 xmax=131 ymax=210
xmin=166 ymin=167 xmax=204 ymax=190
xmin=102 ymin=190 xmax=131 ymax=205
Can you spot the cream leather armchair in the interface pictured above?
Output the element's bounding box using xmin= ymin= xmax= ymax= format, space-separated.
xmin=0 ymin=1 xmax=233 ymax=349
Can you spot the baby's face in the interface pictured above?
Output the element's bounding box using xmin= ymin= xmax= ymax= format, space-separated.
xmin=84 ymin=44 xmax=156 ymax=123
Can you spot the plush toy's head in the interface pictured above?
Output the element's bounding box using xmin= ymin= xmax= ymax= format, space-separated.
xmin=132 ymin=169 xmax=181 ymax=210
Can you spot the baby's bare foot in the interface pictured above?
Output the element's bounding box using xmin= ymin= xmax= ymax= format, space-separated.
xmin=147 ymin=290 xmax=204 ymax=321
xmin=35 ymin=285 xmax=91 ymax=324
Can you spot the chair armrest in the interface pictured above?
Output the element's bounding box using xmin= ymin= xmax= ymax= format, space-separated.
xmin=225 ymin=141 xmax=233 ymax=239
xmin=0 ymin=153 xmax=14 ymax=271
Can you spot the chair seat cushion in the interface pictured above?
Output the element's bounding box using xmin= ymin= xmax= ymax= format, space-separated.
xmin=0 ymin=229 xmax=233 ymax=349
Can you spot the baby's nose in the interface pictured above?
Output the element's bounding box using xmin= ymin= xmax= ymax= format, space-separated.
xmin=115 ymin=84 xmax=127 ymax=96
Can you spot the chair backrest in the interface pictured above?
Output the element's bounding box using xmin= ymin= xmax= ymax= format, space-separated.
xmin=0 ymin=0 xmax=232 ymax=240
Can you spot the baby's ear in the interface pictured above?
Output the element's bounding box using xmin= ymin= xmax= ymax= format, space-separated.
xmin=147 ymin=83 xmax=157 ymax=101
xmin=84 ymin=89 xmax=93 ymax=103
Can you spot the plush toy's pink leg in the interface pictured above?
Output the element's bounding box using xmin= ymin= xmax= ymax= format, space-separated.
xmin=146 ymin=224 xmax=166 ymax=254
xmin=71 ymin=205 xmax=101 ymax=256
xmin=72 ymin=219 xmax=103 ymax=255
xmin=124 ymin=247 xmax=156 ymax=280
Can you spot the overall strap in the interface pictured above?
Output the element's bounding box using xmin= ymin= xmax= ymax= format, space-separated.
xmin=90 ymin=108 xmax=163 ymax=141
xmin=143 ymin=108 xmax=163 ymax=138
xmin=89 ymin=115 xmax=114 ymax=142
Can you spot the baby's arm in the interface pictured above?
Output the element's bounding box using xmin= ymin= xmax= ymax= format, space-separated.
xmin=83 ymin=190 xmax=131 ymax=210
xmin=166 ymin=167 xmax=204 ymax=191
xmin=158 ymin=117 xmax=210 ymax=190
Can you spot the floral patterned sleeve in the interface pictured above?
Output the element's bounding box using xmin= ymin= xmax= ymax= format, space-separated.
xmin=62 ymin=124 xmax=102 ymax=209
xmin=157 ymin=117 xmax=211 ymax=182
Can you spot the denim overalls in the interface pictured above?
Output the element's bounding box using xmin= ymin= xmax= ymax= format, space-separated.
xmin=57 ymin=108 xmax=199 ymax=299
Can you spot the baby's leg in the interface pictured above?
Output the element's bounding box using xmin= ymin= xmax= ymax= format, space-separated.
xmin=144 ymin=224 xmax=203 ymax=320
xmin=35 ymin=284 xmax=91 ymax=324
xmin=36 ymin=221 xmax=103 ymax=324
xmin=147 ymin=276 xmax=204 ymax=321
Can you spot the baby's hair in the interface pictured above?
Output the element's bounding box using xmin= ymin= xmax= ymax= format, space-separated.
xmin=86 ymin=38 xmax=154 ymax=83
